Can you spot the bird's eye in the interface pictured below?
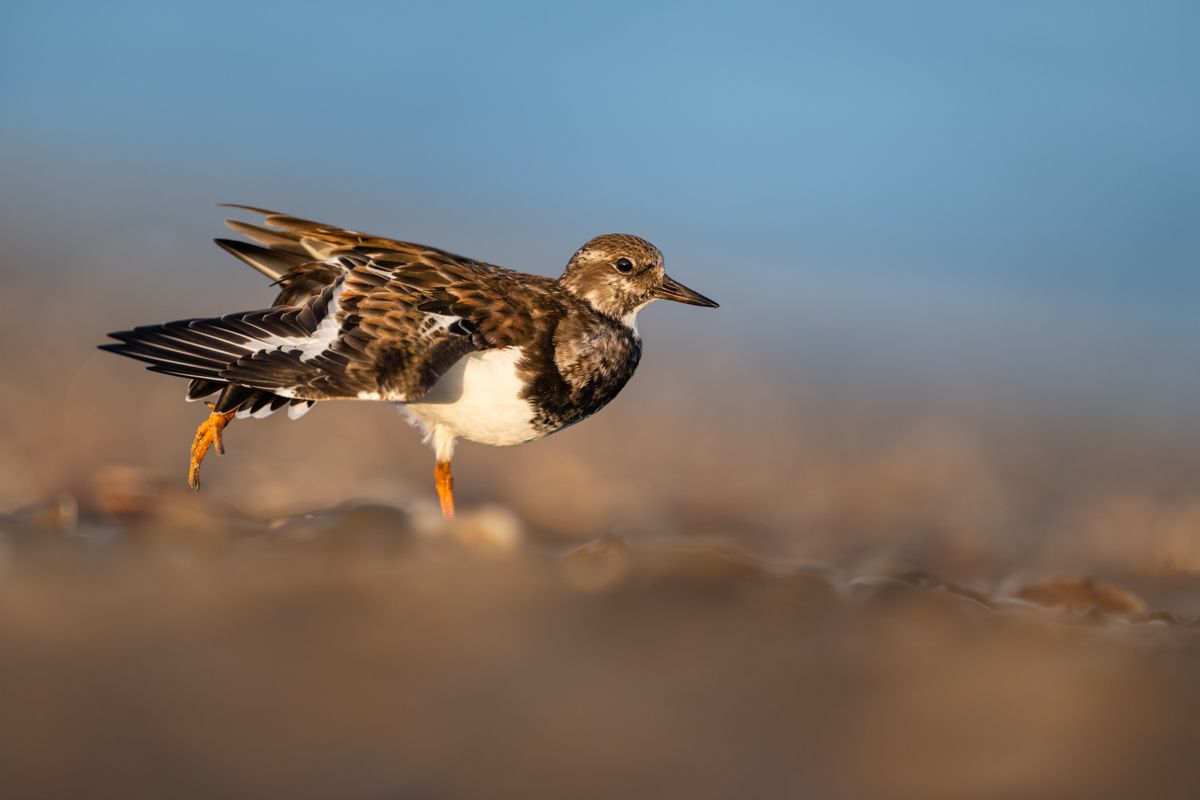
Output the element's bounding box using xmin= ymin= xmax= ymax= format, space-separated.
xmin=615 ymin=257 xmax=634 ymax=273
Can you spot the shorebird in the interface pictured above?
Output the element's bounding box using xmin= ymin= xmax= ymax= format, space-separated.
xmin=101 ymin=206 xmax=718 ymax=516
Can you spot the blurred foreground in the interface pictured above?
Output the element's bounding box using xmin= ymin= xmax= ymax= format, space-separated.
xmin=3 ymin=477 xmax=1200 ymax=799
xmin=5 ymin=298 xmax=1200 ymax=797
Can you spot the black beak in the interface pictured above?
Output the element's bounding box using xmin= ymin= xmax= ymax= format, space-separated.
xmin=655 ymin=274 xmax=719 ymax=308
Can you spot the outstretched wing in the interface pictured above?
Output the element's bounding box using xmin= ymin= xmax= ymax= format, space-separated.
xmin=104 ymin=206 xmax=569 ymax=411
xmin=104 ymin=245 xmax=565 ymax=405
xmin=216 ymin=205 xmax=569 ymax=374
xmin=215 ymin=204 xmax=510 ymax=307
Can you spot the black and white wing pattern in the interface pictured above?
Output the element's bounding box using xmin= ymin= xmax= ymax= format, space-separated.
xmin=102 ymin=206 xmax=573 ymax=420
xmin=102 ymin=262 xmax=462 ymax=414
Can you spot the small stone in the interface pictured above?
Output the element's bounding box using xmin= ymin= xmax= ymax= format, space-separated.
xmin=450 ymin=506 xmax=523 ymax=553
xmin=1012 ymin=577 xmax=1148 ymax=616
xmin=842 ymin=575 xmax=922 ymax=606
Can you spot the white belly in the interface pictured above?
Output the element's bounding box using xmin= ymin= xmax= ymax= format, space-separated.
xmin=401 ymin=347 xmax=542 ymax=449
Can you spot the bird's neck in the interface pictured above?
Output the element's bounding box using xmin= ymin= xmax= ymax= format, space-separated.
xmin=560 ymin=278 xmax=646 ymax=327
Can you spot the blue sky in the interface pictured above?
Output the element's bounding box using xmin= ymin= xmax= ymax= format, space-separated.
xmin=2 ymin=1 xmax=1198 ymax=367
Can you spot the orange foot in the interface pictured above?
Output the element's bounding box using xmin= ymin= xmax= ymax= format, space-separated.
xmin=189 ymin=403 xmax=236 ymax=490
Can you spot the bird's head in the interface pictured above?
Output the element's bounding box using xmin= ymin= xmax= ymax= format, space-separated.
xmin=560 ymin=234 xmax=718 ymax=326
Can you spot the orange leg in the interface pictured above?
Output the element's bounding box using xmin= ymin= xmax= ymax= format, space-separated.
xmin=189 ymin=403 xmax=236 ymax=490
xmin=435 ymin=460 xmax=455 ymax=518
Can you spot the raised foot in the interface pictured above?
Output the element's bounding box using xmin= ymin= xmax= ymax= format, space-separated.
xmin=189 ymin=403 xmax=236 ymax=490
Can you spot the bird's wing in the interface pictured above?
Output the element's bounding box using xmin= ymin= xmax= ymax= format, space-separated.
xmin=102 ymin=276 xmax=374 ymax=402
xmin=105 ymin=246 xmax=564 ymax=403
xmin=330 ymin=248 xmax=565 ymax=395
xmin=215 ymin=204 xmax=510 ymax=307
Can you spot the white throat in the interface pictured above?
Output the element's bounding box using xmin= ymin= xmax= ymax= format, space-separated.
xmin=622 ymin=299 xmax=654 ymax=335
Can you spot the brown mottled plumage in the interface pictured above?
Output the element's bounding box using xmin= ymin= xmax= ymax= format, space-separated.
xmin=101 ymin=206 xmax=718 ymax=514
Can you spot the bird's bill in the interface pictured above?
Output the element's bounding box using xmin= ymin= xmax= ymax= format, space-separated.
xmin=655 ymin=275 xmax=719 ymax=308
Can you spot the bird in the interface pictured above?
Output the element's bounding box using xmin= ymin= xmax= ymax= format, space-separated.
xmin=100 ymin=206 xmax=718 ymax=517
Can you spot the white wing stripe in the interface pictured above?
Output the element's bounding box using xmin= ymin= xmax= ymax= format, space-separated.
xmin=205 ymin=278 xmax=347 ymax=364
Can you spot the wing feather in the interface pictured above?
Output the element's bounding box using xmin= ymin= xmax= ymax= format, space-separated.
xmin=111 ymin=206 xmax=576 ymax=409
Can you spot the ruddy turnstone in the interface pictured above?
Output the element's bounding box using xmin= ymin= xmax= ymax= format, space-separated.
xmin=101 ymin=206 xmax=718 ymax=516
